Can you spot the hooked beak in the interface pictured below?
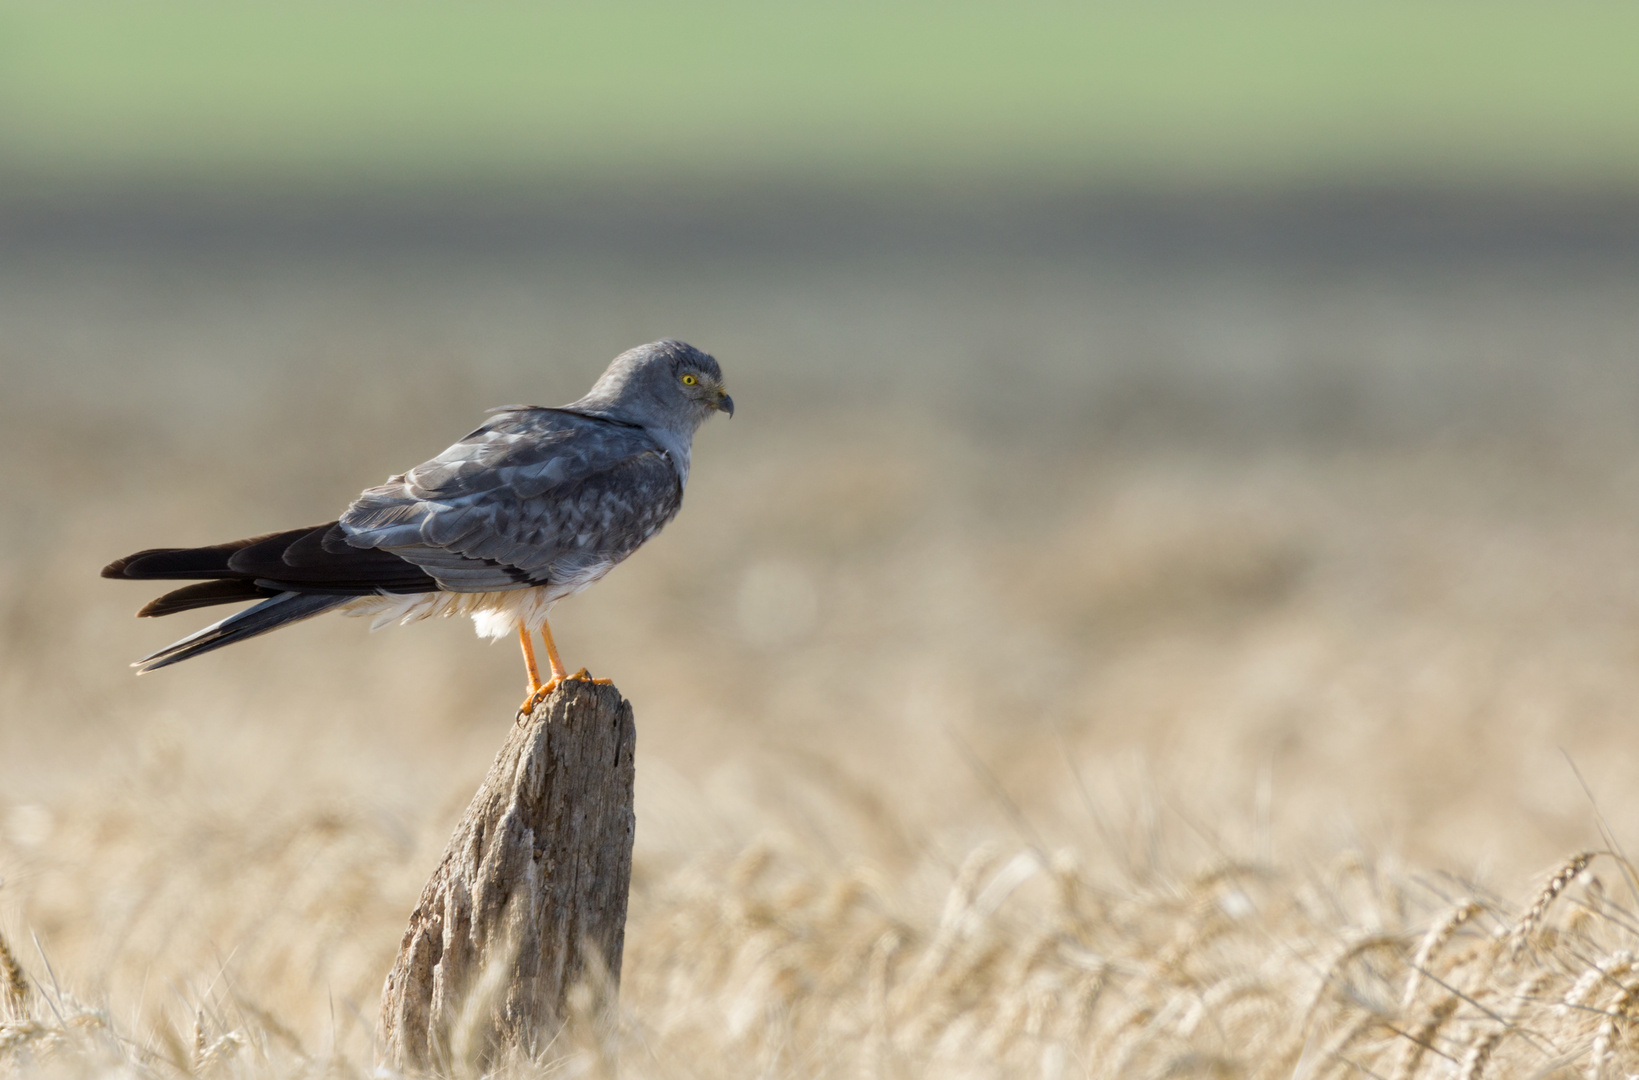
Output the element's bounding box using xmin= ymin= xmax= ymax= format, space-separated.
xmin=715 ymin=390 xmax=735 ymax=417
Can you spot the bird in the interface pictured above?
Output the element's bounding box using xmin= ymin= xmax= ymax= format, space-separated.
xmin=103 ymin=339 xmax=733 ymax=715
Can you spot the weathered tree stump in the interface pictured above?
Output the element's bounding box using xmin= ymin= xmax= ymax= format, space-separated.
xmin=377 ymin=680 xmax=636 ymax=1074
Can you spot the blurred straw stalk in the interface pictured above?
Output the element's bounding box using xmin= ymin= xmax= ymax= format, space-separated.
xmin=10 ymin=812 xmax=1639 ymax=1078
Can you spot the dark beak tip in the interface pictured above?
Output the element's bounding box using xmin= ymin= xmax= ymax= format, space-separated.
xmin=720 ymin=394 xmax=735 ymax=418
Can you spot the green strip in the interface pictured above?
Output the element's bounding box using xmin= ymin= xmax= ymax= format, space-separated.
xmin=1 ymin=2 xmax=1636 ymax=188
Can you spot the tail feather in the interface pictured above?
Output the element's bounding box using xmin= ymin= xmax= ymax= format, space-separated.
xmin=134 ymin=592 xmax=348 ymax=674
xmin=106 ymin=524 xmax=438 ymax=673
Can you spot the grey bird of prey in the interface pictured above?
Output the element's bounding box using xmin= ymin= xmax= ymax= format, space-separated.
xmin=104 ymin=339 xmax=732 ymax=713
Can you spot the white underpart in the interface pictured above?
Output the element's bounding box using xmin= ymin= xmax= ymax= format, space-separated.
xmin=337 ymin=559 xmax=616 ymax=639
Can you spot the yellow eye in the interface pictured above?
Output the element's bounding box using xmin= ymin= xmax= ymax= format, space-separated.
xmin=681 ymin=374 xmax=698 ymax=385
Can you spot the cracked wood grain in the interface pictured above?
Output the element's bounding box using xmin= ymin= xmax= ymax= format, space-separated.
xmin=377 ymin=679 xmax=635 ymax=1073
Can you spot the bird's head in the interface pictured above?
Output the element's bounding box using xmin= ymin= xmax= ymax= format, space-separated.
xmin=578 ymin=339 xmax=733 ymax=431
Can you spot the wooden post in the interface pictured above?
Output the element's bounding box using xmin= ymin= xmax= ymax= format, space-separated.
xmin=377 ymin=680 xmax=636 ymax=1074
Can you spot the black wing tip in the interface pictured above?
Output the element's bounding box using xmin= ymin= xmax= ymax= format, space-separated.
xmin=106 ymin=522 xmax=436 ymax=623
xmin=102 ymin=546 xmax=200 ymax=580
xmin=99 ymin=526 xmax=347 ymax=583
xmin=136 ymin=579 xmax=279 ymax=618
xmin=102 ymin=553 xmax=144 ymax=578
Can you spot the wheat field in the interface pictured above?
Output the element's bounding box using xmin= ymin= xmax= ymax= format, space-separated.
xmin=4 ymin=240 xmax=1639 ymax=1078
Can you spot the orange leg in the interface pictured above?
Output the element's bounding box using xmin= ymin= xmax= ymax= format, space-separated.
xmin=517 ymin=623 xmax=545 ymax=715
xmin=519 ymin=615 xmax=612 ymax=717
xmin=538 ymin=614 xmax=569 ymax=684
xmin=546 ymin=617 xmax=613 ymax=686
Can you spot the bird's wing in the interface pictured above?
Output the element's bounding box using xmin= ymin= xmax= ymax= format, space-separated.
xmin=339 ymin=408 xmax=684 ymax=592
xmin=105 ymin=523 xmax=442 ymax=598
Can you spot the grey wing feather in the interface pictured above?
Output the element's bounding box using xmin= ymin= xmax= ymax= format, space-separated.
xmin=339 ymin=408 xmax=683 ymax=592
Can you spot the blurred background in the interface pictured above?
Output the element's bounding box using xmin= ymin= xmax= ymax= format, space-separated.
xmin=4 ymin=2 xmax=1639 ymax=1072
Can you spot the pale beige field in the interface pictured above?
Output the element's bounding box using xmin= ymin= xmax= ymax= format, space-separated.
xmin=5 ymin=245 xmax=1639 ymax=1077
